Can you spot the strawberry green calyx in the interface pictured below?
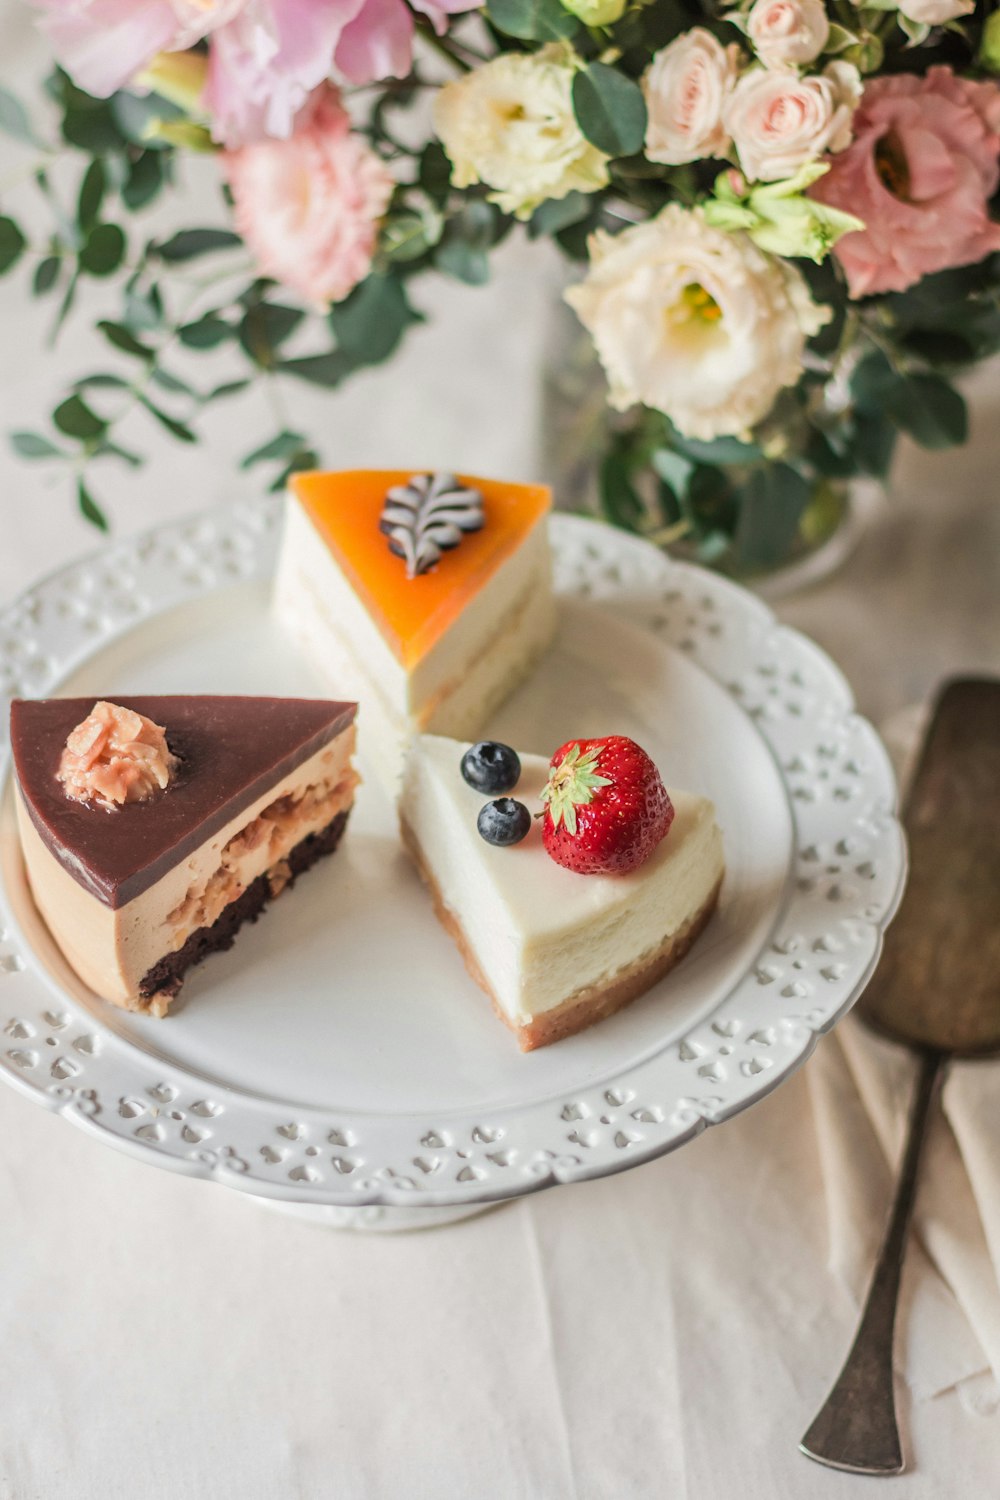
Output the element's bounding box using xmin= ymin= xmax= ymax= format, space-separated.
xmin=540 ymin=742 xmax=612 ymax=836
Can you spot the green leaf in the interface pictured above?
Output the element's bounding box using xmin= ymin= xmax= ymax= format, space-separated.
xmin=151 ymin=367 xmax=197 ymax=397
xmin=280 ymin=351 xmax=355 ymax=388
xmin=60 ymin=97 xmax=125 ymax=154
xmin=418 ymin=142 xmax=452 ymax=202
xmin=329 ymin=273 xmax=420 ymax=364
xmin=74 ymin=372 xmax=130 ymax=390
xmin=33 ymin=255 xmax=61 ymax=295
xmin=179 ymin=315 xmax=233 ymax=349
xmin=77 ymin=159 xmax=106 ymax=232
xmin=241 ymin=431 xmax=308 ymax=469
xmin=381 ymin=208 xmax=443 ymax=264
xmin=77 ymin=477 xmax=109 ymax=531
xmin=208 ymin=378 xmax=251 ymax=400
xmin=239 ymin=303 xmax=304 ymax=366
xmin=528 ymin=192 xmax=592 ymax=239
xmin=434 ymin=238 xmax=489 ymax=285
xmin=98 ymin=320 xmax=154 ymax=359
xmin=110 ymin=89 xmax=180 ymax=147
xmin=0 ymin=85 xmax=43 ymax=147
xmin=883 ymin=374 xmax=967 ymax=449
xmin=154 ymin=228 xmax=241 ymax=262
xmin=850 ymin=349 xmax=895 ymax=411
xmin=598 ymin=450 xmax=645 ymax=531
xmin=79 ymin=222 xmax=125 ymax=276
xmin=0 ymin=216 xmax=26 ymax=273
xmin=10 ymin=431 xmax=65 ymax=459
xmin=665 ymin=428 xmax=763 ymax=466
xmin=269 ymin=449 xmax=320 ymax=493
xmin=650 ymin=448 xmax=695 ymax=496
xmin=123 ymin=282 xmax=163 ymax=332
xmin=852 ymin=411 xmax=897 ymax=479
xmin=93 ymin=438 xmax=142 ymax=467
xmin=122 ymin=150 xmax=166 ymax=210
xmin=486 ymin=0 xmax=578 ymax=39
xmin=733 ymin=463 xmax=811 ymax=570
xmin=53 ymin=394 xmax=106 ymax=441
xmin=139 ymin=397 xmax=197 ymax=443
xmin=572 ymin=64 xmax=646 ymax=159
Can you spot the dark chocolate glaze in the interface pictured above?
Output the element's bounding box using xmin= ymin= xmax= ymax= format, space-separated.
xmin=10 ymin=695 xmax=356 ymax=910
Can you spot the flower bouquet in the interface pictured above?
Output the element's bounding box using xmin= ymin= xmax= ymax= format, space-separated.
xmin=2 ymin=0 xmax=998 ymax=571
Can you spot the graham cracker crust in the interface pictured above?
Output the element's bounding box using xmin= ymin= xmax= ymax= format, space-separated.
xmin=137 ymin=808 xmax=351 ymax=1016
xmin=400 ymin=815 xmax=722 ymax=1051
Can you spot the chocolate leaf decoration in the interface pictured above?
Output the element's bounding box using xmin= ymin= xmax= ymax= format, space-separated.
xmin=380 ymin=471 xmax=485 ymax=577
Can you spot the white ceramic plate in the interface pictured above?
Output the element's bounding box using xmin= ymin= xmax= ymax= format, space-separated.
xmin=0 ymin=501 xmax=905 ymax=1210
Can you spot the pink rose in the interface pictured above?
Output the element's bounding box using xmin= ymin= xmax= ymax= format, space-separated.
xmin=224 ymin=85 xmax=394 ymax=306
xmin=725 ymin=61 xmax=861 ymax=182
xmin=32 ymin=0 xmax=247 ymax=97
xmin=642 ymin=29 xmax=741 ymax=167
xmin=811 ymin=68 xmax=1000 ymax=297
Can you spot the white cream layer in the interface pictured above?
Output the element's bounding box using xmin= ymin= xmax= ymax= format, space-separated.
xmin=273 ymin=494 xmax=556 ymax=783
xmin=16 ymin=726 xmax=357 ymax=1010
xmin=401 ymin=735 xmax=725 ymax=1024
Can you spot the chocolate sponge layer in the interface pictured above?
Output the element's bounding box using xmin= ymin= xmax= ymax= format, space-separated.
xmin=138 ymin=809 xmax=350 ymax=1007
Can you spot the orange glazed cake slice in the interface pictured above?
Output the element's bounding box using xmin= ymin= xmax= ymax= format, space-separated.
xmin=274 ymin=470 xmax=556 ymax=778
xmin=10 ymin=696 xmax=358 ymax=1016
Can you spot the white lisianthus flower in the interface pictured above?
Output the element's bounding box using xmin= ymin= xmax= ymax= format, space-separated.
xmin=897 ymin=0 xmax=973 ymax=22
xmin=565 ymin=205 xmax=830 ymax=439
xmin=642 ymin=29 xmax=742 ymax=165
xmin=724 ymin=61 xmax=862 ymax=182
xmin=433 ymin=44 xmax=609 ymax=220
xmin=747 ymin=0 xmax=830 ymax=68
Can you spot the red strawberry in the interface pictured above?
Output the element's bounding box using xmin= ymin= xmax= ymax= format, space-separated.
xmin=540 ymin=736 xmax=674 ymax=876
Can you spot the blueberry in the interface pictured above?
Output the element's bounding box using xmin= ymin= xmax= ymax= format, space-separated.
xmin=461 ymin=740 xmax=521 ymax=795
xmin=477 ymin=798 xmax=531 ymax=847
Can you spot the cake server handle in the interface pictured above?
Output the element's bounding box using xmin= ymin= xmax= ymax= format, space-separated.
xmin=799 ymin=1048 xmax=943 ymax=1476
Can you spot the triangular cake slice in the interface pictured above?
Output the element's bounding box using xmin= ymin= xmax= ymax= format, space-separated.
xmin=274 ymin=470 xmax=555 ymax=783
xmin=400 ymin=736 xmax=724 ymax=1051
xmin=11 ymin=695 xmax=358 ymax=1015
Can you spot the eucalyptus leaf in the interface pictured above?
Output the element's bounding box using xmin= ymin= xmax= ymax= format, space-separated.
xmin=883 ymin=374 xmax=967 ymax=448
xmin=486 ymin=0 xmax=578 ymax=40
xmin=329 ymin=273 xmax=420 ymax=364
xmin=154 ymin=228 xmax=241 ymax=262
xmin=122 ymin=151 xmax=165 ymax=210
xmin=77 ymin=477 xmax=109 ymax=532
xmin=241 ymin=431 xmax=308 ymax=469
xmin=98 ymin=320 xmax=154 ymax=359
xmin=53 ymin=394 xmax=107 ymax=441
xmin=239 ymin=303 xmax=305 ymax=366
xmin=77 ymin=159 xmax=106 ymax=232
xmin=79 ymin=222 xmax=125 ymax=276
xmin=10 ymin=431 xmax=65 ymax=459
xmin=733 ymin=463 xmax=811 ymax=570
xmin=0 ymin=85 xmax=43 ymax=147
xmin=0 ymin=216 xmax=26 ymax=273
xmin=572 ymin=64 xmax=646 ymax=158
xmin=179 ymin=315 xmax=234 ymax=349
xmin=33 ymin=255 xmax=61 ymax=295
xmin=139 ymin=396 xmax=197 ymax=443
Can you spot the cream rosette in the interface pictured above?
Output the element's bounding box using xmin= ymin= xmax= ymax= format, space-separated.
xmin=565 ymin=204 xmax=831 ymax=440
xmin=746 ymin=0 xmax=830 ymax=69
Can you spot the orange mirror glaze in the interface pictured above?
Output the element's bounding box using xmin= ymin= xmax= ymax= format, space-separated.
xmin=290 ymin=470 xmax=552 ymax=669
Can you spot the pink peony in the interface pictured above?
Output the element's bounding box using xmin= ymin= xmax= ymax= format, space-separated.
xmin=33 ymin=0 xmax=246 ymax=98
xmin=224 ymin=85 xmax=394 ymax=306
xmin=811 ymin=67 xmax=1000 ymax=298
xmin=205 ymin=0 xmax=479 ymax=144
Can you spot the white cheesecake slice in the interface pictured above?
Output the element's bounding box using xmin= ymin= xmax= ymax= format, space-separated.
xmin=401 ymin=735 xmax=725 ymax=1050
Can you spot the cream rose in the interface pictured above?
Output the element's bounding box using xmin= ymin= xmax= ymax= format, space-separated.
xmin=724 ymin=61 xmax=861 ymax=182
xmin=433 ymin=45 xmax=609 ymax=220
xmin=642 ymin=29 xmax=741 ymax=165
xmin=565 ymin=205 xmax=829 ymax=439
xmin=747 ymin=0 xmax=830 ymax=68
xmin=897 ymin=0 xmax=973 ymax=22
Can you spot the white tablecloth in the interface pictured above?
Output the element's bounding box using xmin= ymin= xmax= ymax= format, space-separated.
xmin=2 ymin=10 xmax=1000 ymax=1493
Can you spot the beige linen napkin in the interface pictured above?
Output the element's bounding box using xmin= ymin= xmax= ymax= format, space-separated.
xmin=806 ymin=701 xmax=1000 ymax=1407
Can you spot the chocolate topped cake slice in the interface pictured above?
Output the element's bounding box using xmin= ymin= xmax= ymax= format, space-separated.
xmin=10 ymin=695 xmax=358 ymax=1015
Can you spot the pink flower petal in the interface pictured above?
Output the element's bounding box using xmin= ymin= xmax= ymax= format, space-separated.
xmin=334 ymin=0 xmax=414 ymax=85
